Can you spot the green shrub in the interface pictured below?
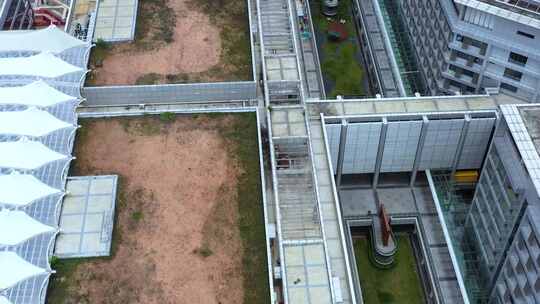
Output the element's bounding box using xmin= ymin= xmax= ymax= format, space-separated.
xmin=135 ymin=73 xmax=161 ymax=85
xmin=193 ymin=244 xmax=213 ymax=258
xmin=159 ymin=112 xmax=176 ymax=123
xmin=50 ymin=256 xmax=60 ymax=268
xmin=131 ymin=211 xmax=143 ymax=222
xmin=95 ymin=38 xmax=110 ymax=50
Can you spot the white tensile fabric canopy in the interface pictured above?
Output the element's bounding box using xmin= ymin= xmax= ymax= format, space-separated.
xmin=0 ymin=81 xmax=75 ymax=107
xmin=0 ymin=252 xmax=46 ymax=290
xmin=0 ymin=173 xmax=61 ymax=206
xmin=0 ymin=296 xmax=12 ymax=304
xmin=0 ymin=26 xmax=87 ymax=304
xmin=0 ymin=25 xmax=87 ymax=54
xmin=0 ymin=138 xmax=68 ymax=170
xmin=0 ymin=52 xmax=82 ymax=78
xmin=0 ymin=107 xmax=73 ymax=137
xmin=0 ymin=210 xmax=55 ymax=246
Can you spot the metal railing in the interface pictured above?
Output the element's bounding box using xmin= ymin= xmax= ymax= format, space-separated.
xmin=82 ymin=81 xmax=258 ymax=106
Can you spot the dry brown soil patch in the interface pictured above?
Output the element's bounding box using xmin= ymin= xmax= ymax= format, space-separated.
xmin=56 ymin=116 xmax=245 ymax=303
xmin=90 ymin=0 xmax=221 ymax=85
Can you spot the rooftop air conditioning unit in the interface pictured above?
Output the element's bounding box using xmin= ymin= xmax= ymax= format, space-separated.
xmin=456 ymin=34 xmax=463 ymax=42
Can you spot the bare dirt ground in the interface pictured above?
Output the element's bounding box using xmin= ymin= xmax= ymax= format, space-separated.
xmin=87 ymin=0 xmax=251 ymax=85
xmin=49 ymin=115 xmax=251 ymax=303
xmin=90 ymin=0 xmax=220 ymax=85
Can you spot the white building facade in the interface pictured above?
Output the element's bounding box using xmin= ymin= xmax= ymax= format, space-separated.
xmin=400 ymin=0 xmax=540 ymax=102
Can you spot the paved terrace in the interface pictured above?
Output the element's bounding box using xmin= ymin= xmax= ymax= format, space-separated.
xmin=292 ymin=0 xmax=325 ymax=98
xmin=257 ymin=0 xmax=303 ymax=104
xmin=305 ymin=92 xmax=524 ymax=118
xmin=340 ymin=186 xmax=465 ymax=303
xmin=267 ymin=103 xmax=357 ymax=304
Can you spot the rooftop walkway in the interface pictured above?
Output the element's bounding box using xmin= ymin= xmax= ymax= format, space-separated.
xmin=258 ymin=0 xmax=356 ymax=299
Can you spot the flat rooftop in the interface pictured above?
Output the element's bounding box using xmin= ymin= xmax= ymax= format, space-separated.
xmin=519 ymin=105 xmax=540 ymax=154
xmin=482 ymin=0 xmax=540 ymax=18
xmin=501 ymin=104 xmax=540 ymax=198
xmin=455 ymin=0 xmax=540 ymax=28
xmin=55 ymin=175 xmax=118 ymax=258
xmin=93 ymin=0 xmax=137 ymax=42
xmin=306 ymin=92 xmax=524 ymax=118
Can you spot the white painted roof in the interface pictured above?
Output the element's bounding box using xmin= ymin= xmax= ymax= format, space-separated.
xmin=0 ymin=173 xmax=61 ymax=206
xmin=0 ymin=138 xmax=68 ymax=170
xmin=0 ymin=25 xmax=87 ymax=53
xmin=0 ymin=81 xmax=75 ymax=107
xmin=0 ymin=108 xmax=73 ymax=137
xmin=0 ymin=210 xmax=55 ymax=246
xmin=0 ymin=252 xmax=46 ymax=290
xmin=0 ymin=52 xmax=82 ymax=78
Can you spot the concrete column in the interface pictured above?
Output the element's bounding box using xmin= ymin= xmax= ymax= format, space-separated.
xmin=533 ymin=80 xmax=540 ymax=103
xmin=336 ymin=119 xmax=348 ymax=187
xmin=372 ymin=118 xmax=388 ymax=189
xmin=458 ymin=5 xmax=466 ymax=20
xmin=451 ymin=115 xmax=471 ymax=177
xmin=410 ymin=116 xmax=429 ymax=187
xmin=476 ymin=44 xmax=492 ymax=93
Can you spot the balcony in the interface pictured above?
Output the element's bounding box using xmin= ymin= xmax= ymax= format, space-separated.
xmin=449 ymin=54 xmax=482 ymax=73
xmin=449 ymin=41 xmax=486 ymax=58
xmin=443 ymin=69 xmax=478 ymax=87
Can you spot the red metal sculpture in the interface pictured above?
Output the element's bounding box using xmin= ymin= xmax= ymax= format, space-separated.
xmin=379 ymin=204 xmax=392 ymax=246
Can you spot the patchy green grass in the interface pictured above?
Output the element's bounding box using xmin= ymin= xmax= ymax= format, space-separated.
xmin=193 ymin=243 xmax=214 ymax=257
xmin=134 ymin=0 xmax=176 ymax=49
xmin=47 ymin=114 xmax=269 ymax=304
xmin=131 ymin=211 xmax=143 ymax=221
xmin=311 ymin=0 xmax=366 ymax=97
xmin=46 ymin=178 xmax=130 ymax=304
xmin=135 ymin=73 xmax=162 ymax=85
xmin=217 ymin=113 xmax=270 ymax=304
xmin=87 ymin=0 xmax=250 ymax=86
xmin=85 ymin=40 xmax=111 ymax=85
xmin=353 ymin=235 xmax=426 ymax=304
xmin=188 ymin=0 xmax=252 ymax=81
xmin=321 ymin=43 xmax=364 ymax=97
xmin=46 ymin=258 xmax=88 ymax=303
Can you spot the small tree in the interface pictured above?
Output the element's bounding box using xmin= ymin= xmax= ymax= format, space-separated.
xmin=95 ymin=38 xmax=110 ymax=50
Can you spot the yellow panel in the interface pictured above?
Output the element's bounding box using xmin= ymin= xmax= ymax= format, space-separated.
xmin=454 ymin=170 xmax=478 ymax=183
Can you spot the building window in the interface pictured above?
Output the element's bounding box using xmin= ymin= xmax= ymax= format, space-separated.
xmin=500 ymin=82 xmax=518 ymax=93
xmin=517 ymin=31 xmax=535 ymax=39
xmin=463 ymin=7 xmax=494 ymax=30
xmin=503 ymin=68 xmax=523 ymax=82
xmin=508 ymin=52 xmax=528 ymax=66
